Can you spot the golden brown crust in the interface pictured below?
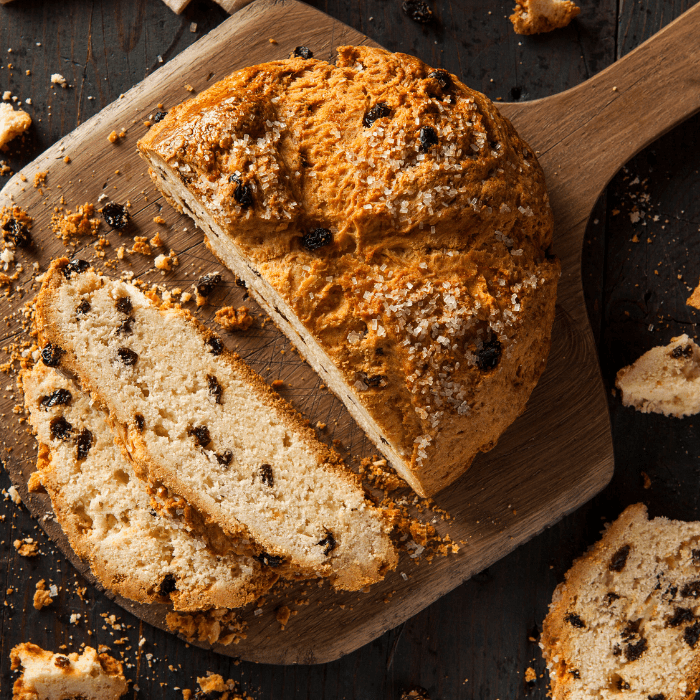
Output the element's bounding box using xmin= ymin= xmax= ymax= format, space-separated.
xmin=138 ymin=45 xmax=559 ymax=496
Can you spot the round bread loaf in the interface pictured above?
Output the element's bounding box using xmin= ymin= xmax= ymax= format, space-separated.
xmin=138 ymin=45 xmax=560 ymax=496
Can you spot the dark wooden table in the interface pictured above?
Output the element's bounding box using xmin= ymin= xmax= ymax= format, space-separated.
xmin=1 ymin=0 xmax=699 ymax=698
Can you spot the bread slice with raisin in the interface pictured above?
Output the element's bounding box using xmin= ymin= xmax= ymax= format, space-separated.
xmin=541 ymin=503 xmax=700 ymax=700
xmin=11 ymin=643 xmax=128 ymax=700
xmin=22 ymin=362 xmax=275 ymax=611
xmin=34 ymin=258 xmax=397 ymax=591
xmin=137 ymin=45 xmax=559 ymax=497
xmin=615 ymin=334 xmax=700 ymax=417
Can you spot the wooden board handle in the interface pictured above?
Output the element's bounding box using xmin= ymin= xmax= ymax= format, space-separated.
xmin=503 ymin=1 xmax=700 ymax=238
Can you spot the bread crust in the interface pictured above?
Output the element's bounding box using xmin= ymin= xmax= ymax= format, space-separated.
xmin=137 ymin=45 xmax=559 ymax=496
xmin=34 ymin=258 xmax=397 ymax=591
xmin=541 ymin=504 xmax=700 ymax=700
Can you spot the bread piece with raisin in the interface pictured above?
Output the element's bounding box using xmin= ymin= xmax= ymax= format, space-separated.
xmin=22 ymin=362 xmax=275 ymax=611
xmin=34 ymin=258 xmax=397 ymax=591
xmin=541 ymin=503 xmax=700 ymax=700
xmin=137 ymin=45 xmax=559 ymax=497
xmin=510 ymin=0 xmax=581 ymax=35
xmin=10 ymin=643 xmax=128 ymax=700
xmin=615 ymin=334 xmax=700 ymax=418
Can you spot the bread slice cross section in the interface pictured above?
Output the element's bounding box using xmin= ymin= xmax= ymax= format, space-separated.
xmin=34 ymin=258 xmax=397 ymax=591
xmin=10 ymin=643 xmax=128 ymax=700
xmin=541 ymin=503 xmax=700 ymax=700
xmin=22 ymin=362 xmax=276 ymax=611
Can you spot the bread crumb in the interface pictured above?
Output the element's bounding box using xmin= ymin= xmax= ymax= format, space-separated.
xmin=153 ymin=216 xmax=166 ymax=225
xmin=14 ymin=538 xmax=39 ymax=557
xmin=275 ymin=605 xmax=291 ymax=628
xmin=214 ymin=306 xmax=253 ymax=332
xmin=0 ymin=103 xmax=32 ymax=148
xmin=129 ymin=237 xmax=152 ymax=256
xmin=524 ymin=667 xmax=537 ymax=683
xmin=166 ymin=610 xmax=247 ymax=646
xmin=510 ymin=0 xmax=580 ymax=34
xmin=33 ymin=580 xmax=53 ymax=610
xmin=150 ymin=232 xmax=164 ymax=247
xmin=687 ymin=281 xmax=700 ymax=309
xmin=27 ymin=471 xmax=44 ymax=493
xmin=184 ymin=84 xmax=196 ymax=93
xmin=33 ymin=171 xmax=47 ymax=188
xmin=51 ymin=73 xmax=68 ymax=87
xmin=271 ymin=379 xmax=284 ymax=389
xmin=108 ymin=130 xmax=119 ymax=143
xmin=7 ymin=484 xmax=21 ymax=504
xmin=51 ymin=203 xmax=100 ymax=243
xmin=154 ymin=250 xmax=179 ymax=271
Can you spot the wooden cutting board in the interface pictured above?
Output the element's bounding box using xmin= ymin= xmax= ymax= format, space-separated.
xmin=1 ymin=0 xmax=699 ymax=666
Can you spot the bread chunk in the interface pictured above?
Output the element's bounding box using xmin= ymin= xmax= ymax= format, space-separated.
xmin=22 ymin=362 xmax=275 ymax=611
xmin=0 ymin=103 xmax=32 ymax=148
xmin=35 ymin=258 xmax=397 ymax=591
xmin=541 ymin=503 xmax=700 ymax=700
xmin=615 ymin=334 xmax=700 ymax=417
xmin=510 ymin=0 xmax=581 ymax=35
xmin=10 ymin=643 xmax=128 ymax=700
xmin=137 ymin=45 xmax=559 ymax=497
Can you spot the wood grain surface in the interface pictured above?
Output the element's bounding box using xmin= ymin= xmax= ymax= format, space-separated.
xmin=0 ymin=0 xmax=623 ymax=665
xmin=0 ymin=0 xmax=699 ymax=697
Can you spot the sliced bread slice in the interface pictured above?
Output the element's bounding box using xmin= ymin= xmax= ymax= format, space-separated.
xmin=34 ymin=258 xmax=397 ymax=591
xmin=10 ymin=643 xmax=128 ymax=700
xmin=615 ymin=334 xmax=700 ymax=417
xmin=22 ymin=362 xmax=275 ymax=611
xmin=541 ymin=503 xmax=700 ymax=700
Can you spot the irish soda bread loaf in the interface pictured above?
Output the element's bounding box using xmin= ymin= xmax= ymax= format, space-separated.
xmin=11 ymin=643 xmax=128 ymax=700
xmin=137 ymin=45 xmax=559 ymax=497
xmin=22 ymin=362 xmax=275 ymax=611
xmin=35 ymin=258 xmax=397 ymax=591
xmin=541 ymin=503 xmax=700 ymax=700
xmin=615 ymin=334 xmax=700 ymax=417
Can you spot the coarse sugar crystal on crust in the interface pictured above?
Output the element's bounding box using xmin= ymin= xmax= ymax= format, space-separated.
xmin=137 ymin=45 xmax=559 ymax=497
xmin=22 ymin=362 xmax=275 ymax=611
xmin=34 ymin=258 xmax=398 ymax=591
xmin=541 ymin=504 xmax=700 ymax=700
xmin=10 ymin=643 xmax=128 ymax=700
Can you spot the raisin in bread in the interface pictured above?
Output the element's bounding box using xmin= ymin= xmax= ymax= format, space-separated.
xmin=137 ymin=45 xmax=559 ymax=497
xmin=10 ymin=643 xmax=127 ymax=700
xmin=541 ymin=503 xmax=700 ymax=700
xmin=22 ymin=362 xmax=275 ymax=611
xmin=615 ymin=334 xmax=700 ymax=418
xmin=35 ymin=258 xmax=397 ymax=591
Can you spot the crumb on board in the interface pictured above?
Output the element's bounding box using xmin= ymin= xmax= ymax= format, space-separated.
xmin=154 ymin=250 xmax=179 ymax=271
xmin=129 ymin=236 xmax=152 ymax=256
xmin=214 ymin=306 xmax=253 ymax=332
xmin=33 ymin=171 xmax=47 ymax=188
xmin=165 ymin=609 xmax=247 ymax=646
xmin=7 ymin=484 xmax=21 ymax=504
xmin=50 ymin=73 xmax=68 ymax=87
xmin=51 ymin=203 xmax=100 ymax=243
xmin=275 ymin=605 xmax=291 ymax=629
